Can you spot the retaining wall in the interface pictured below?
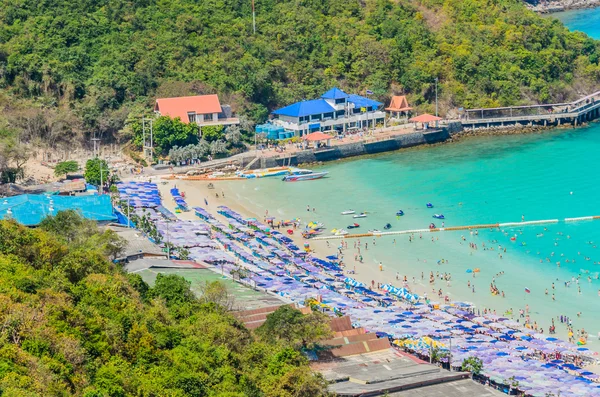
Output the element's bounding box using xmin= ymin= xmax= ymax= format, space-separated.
xmin=253 ymin=128 xmax=452 ymax=169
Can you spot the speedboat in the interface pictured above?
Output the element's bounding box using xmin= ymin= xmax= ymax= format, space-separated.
xmin=433 ymin=214 xmax=445 ymax=219
xmin=384 ymin=223 xmax=392 ymax=230
xmin=282 ymin=169 xmax=328 ymax=182
xmin=396 ymin=210 xmax=404 ymax=216
xmin=426 ymin=203 xmax=434 ymax=208
xmin=368 ymin=229 xmax=382 ymax=234
xmin=341 ymin=210 xmax=356 ymax=215
xmin=353 ymin=212 xmax=367 ymax=218
xmin=347 ymin=223 xmax=360 ymax=229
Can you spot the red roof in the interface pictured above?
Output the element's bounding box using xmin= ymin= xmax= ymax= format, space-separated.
xmin=409 ymin=114 xmax=442 ymax=123
xmin=385 ymin=95 xmax=412 ymax=112
xmin=303 ymin=132 xmax=332 ymax=141
xmin=154 ymin=95 xmax=222 ymax=122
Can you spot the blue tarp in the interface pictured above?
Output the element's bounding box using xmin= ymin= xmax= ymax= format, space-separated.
xmin=0 ymin=194 xmax=116 ymax=226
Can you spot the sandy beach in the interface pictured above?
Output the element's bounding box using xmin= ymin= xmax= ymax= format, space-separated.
xmin=152 ymin=176 xmax=461 ymax=310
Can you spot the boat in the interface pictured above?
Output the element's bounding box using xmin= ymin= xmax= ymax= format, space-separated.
xmin=341 ymin=210 xmax=356 ymax=215
xmin=302 ymin=230 xmax=322 ymax=239
xmin=347 ymin=223 xmax=360 ymax=229
xmin=384 ymin=223 xmax=392 ymax=230
xmin=396 ymin=210 xmax=404 ymax=216
xmin=426 ymin=203 xmax=434 ymax=208
xmin=353 ymin=212 xmax=367 ymax=218
xmin=333 ymin=229 xmax=348 ymax=236
xmin=307 ymin=222 xmax=325 ymax=230
xmin=282 ymin=170 xmax=328 ymax=182
xmin=237 ymin=167 xmax=291 ymax=179
xmin=368 ymin=229 xmax=382 ymax=234
xmin=433 ymin=214 xmax=445 ymax=219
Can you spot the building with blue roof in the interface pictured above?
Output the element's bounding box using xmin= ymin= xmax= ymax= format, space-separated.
xmin=0 ymin=194 xmax=116 ymax=226
xmin=261 ymin=87 xmax=384 ymax=139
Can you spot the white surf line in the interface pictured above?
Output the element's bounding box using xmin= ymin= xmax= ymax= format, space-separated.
xmin=310 ymin=216 xmax=600 ymax=241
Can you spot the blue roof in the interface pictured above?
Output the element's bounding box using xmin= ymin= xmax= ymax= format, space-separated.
xmin=321 ymin=87 xmax=349 ymax=100
xmin=347 ymin=94 xmax=383 ymax=109
xmin=272 ymin=99 xmax=334 ymax=118
xmin=0 ymin=194 xmax=116 ymax=226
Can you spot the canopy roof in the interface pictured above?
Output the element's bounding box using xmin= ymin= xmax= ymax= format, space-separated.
xmin=321 ymin=87 xmax=349 ymax=100
xmin=273 ymin=99 xmax=334 ymax=118
xmin=409 ymin=114 xmax=442 ymax=123
xmin=347 ymin=94 xmax=383 ymax=109
xmin=386 ymin=95 xmax=412 ymax=112
xmin=272 ymin=89 xmax=382 ymax=118
xmin=0 ymin=194 xmax=116 ymax=226
xmin=303 ymin=132 xmax=332 ymax=141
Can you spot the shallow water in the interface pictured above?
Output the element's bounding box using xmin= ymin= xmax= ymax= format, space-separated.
xmin=221 ymin=124 xmax=600 ymax=346
xmin=551 ymin=7 xmax=600 ymax=39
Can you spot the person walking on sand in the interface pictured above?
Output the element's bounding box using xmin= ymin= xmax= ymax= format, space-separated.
xmin=379 ymin=262 xmax=383 ymax=271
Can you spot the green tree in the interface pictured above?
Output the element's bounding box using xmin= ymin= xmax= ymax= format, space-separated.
xmin=84 ymin=158 xmax=110 ymax=187
xmin=134 ymin=116 xmax=199 ymax=156
xmin=257 ymin=306 xmax=333 ymax=349
xmin=201 ymin=125 xmax=224 ymax=143
xmin=54 ymin=160 xmax=79 ymax=177
xmin=461 ymin=356 xmax=483 ymax=375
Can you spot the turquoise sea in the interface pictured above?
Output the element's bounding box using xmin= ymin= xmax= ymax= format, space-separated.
xmin=219 ymin=10 xmax=600 ymax=347
xmin=223 ymin=125 xmax=600 ymax=346
xmin=552 ymin=7 xmax=600 ymax=39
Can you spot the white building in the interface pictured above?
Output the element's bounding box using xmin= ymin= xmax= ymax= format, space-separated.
xmin=270 ymin=87 xmax=385 ymax=137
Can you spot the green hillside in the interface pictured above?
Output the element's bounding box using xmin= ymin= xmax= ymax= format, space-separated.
xmin=0 ymin=0 xmax=599 ymax=143
xmin=0 ymin=215 xmax=327 ymax=396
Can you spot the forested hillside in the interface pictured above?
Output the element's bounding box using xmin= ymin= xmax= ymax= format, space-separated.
xmin=0 ymin=0 xmax=599 ymax=147
xmin=0 ymin=215 xmax=327 ymax=396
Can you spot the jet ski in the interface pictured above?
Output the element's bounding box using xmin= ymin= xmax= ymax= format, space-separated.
xmin=396 ymin=210 xmax=404 ymax=216
xmin=384 ymin=223 xmax=392 ymax=230
xmin=353 ymin=212 xmax=367 ymax=218
xmin=347 ymin=223 xmax=360 ymax=229
xmin=426 ymin=203 xmax=434 ymax=208
xmin=433 ymin=214 xmax=445 ymax=219
xmin=341 ymin=210 xmax=356 ymax=215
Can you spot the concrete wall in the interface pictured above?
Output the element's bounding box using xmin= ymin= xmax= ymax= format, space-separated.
xmin=254 ymin=129 xmax=451 ymax=169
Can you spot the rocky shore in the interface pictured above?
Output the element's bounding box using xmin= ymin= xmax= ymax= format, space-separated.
xmin=524 ymin=0 xmax=600 ymax=13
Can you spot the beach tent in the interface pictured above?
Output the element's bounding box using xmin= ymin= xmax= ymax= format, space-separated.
xmin=409 ymin=113 xmax=442 ymax=129
xmin=303 ymin=131 xmax=332 ymax=142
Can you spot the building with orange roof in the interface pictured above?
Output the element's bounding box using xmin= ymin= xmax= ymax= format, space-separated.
xmin=154 ymin=94 xmax=239 ymax=129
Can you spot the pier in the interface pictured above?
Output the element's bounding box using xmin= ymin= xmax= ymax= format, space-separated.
xmin=309 ymin=216 xmax=600 ymax=241
xmin=459 ymin=90 xmax=600 ymax=129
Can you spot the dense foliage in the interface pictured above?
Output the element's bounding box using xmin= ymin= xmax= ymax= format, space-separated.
xmin=0 ymin=0 xmax=598 ymax=148
xmin=0 ymin=216 xmax=327 ymax=395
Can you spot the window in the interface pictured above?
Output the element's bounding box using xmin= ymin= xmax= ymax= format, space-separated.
xmin=335 ymin=98 xmax=346 ymax=105
xmin=187 ymin=112 xmax=196 ymax=122
xmin=323 ymin=112 xmax=333 ymax=119
xmin=336 ymin=110 xmax=345 ymax=117
xmin=311 ymin=114 xmax=322 ymax=121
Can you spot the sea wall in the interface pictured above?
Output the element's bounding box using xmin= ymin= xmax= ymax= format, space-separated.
xmin=255 ymin=128 xmax=454 ymax=169
xmin=524 ymin=0 xmax=600 ymax=12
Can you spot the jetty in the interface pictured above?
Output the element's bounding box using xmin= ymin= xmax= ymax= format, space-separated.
xmin=309 ymin=215 xmax=600 ymax=240
xmin=459 ymin=90 xmax=600 ymax=129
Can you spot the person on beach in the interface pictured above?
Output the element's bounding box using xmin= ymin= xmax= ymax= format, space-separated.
xmin=379 ymin=262 xmax=383 ymax=272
